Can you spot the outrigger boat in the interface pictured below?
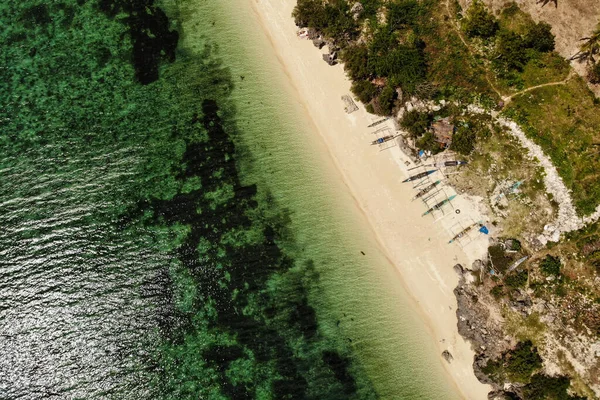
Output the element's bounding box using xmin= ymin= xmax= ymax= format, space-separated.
xmin=443 ymin=160 xmax=468 ymax=167
xmin=367 ymin=118 xmax=389 ymax=128
xmin=402 ymin=169 xmax=436 ymax=183
xmin=370 ymin=135 xmax=396 ymax=145
xmin=412 ymin=180 xmax=441 ymax=200
xmin=448 ymin=221 xmax=482 ymax=244
xmin=408 ymin=160 xmax=468 ymax=171
xmin=422 ymin=194 xmax=457 ymax=216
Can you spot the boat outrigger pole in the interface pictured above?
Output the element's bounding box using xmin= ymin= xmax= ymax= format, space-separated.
xmin=422 ymin=194 xmax=457 ymax=216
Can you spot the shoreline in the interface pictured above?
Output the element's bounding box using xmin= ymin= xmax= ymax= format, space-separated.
xmin=248 ymin=0 xmax=493 ymax=398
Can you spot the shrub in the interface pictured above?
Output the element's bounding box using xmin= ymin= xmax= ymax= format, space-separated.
xmin=463 ymin=0 xmax=499 ymax=39
xmin=588 ymin=62 xmax=600 ymax=84
xmin=524 ymin=22 xmax=555 ymax=52
xmin=540 ymin=255 xmax=561 ymax=276
xmin=495 ymin=30 xmax=529 ymax=71
xmin=375 ymin=84 xmax=396 ymax=115
xmin=505 ymin=269 xmax=528 ymax=289
xmin=342 ymin=45 xmax=371 ymax=81
xmin=522 ymin=373 xmax=583 ymax=400
xmin=400 ymin=110 xmax=431 ymax=138
xmin=351 ymin=80 xmax=378 ymax=104
xmin=387 ymin=0 xmax=423 ymax=31
xmin=450 ymin=128 xmax=476 ymax=155
xmin=365 ymin=103 xmax=375 ymax=114
xmin=489 ymin=244 xmax=512 ymax=273
xmin=416 ymin=131 xmax=442 ymax=153
xmin=293 ymin=0 xmax=326 ymax=28
xmin=490 ymin=285 xmax=504 ymax=299
xmin=504 ymin=341 xmax=542 ymax=383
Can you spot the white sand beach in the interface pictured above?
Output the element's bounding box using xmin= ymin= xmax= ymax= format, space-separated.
xmin=249 ymin=0 xmax=493 ymax=398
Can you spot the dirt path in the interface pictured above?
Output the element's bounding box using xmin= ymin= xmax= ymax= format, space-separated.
xmin=502 ymin=70 xmax=576 ymax=104
xmin=443 ymin=0 xmax=573 ymax=104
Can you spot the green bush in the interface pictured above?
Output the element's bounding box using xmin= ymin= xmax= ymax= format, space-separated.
xmin=351 ymin=80 xmax=378 ymax=104
xmin=490 ymin=285 xmax=504 ymax=299
xmin=504 ymin=341 xmax=542 ymax=383
xmin=387 ymin=0 xmax=423 ymax=31
xmin=489 ymin=244 xmax=512 ymax=273
xmin=588 ymin=62 xmax=600 ymax=84
xmin=377 ymin=84 xmax=396 ymax=115
xmin=463 ymin=0 xmax=499 ymax=38
xmin=494 ymin=30 xmax=530 ymax=71
xmin=450 ymin=127 xmax=476 ymax=155
xmin=540 ymin=255 xmax=561 ymax=276
xmin=505 ymin=269 xmax=528 ymax=289
xmin=522 ymin=373 xmax=584 ymax=400
xmin=416 ymin=131 xmax=442 ymax=153
xmin=524 ymin=22 xmax=555 ymax=53
xmin=342 ymin=44 xmax=371 ymax=81
xmin=400 ymin=110 xmax=432 ymax=138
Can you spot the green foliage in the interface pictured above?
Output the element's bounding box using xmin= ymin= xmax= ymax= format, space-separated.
xmin=523 ymin=373 xmax=585 ymax=400
xmin=450 ymin=127 xmax=476 ymax=155
xmin=490 ymin=285 xmax=505 ymax=299
xmin=342 ymin=45 xmax=371 ymax=81
xmin=509 ymin=239 xmax=522 ymax=251
xmin=524 ymin=22 xmax=555 ymax=53
xmin=400 ymin=110 xmax=432 ymax=138
xmin=505 ymin=269 xmax=528 ymax=289
xmin=540 ymin=255 xmax=561 ymax=276
xmin=377 ymin=84 xmax=396 ymax=115
xmin=416 ymin=131 xmax=442 ymax=153
xmin=494 ymin=30 xmax=530 ymax=72
xmin=505 ymin=341 xmax=542 ymax=383
xmin=351 ymin=80 xmax=377 ymax=104
xmin=292 ymin=0 xmax=359 ymax=41
xmin=489 ymin=245 xmax=512 ymax=273
xmin=463 ymin=0 xmax=499 ymax=38
xmin=588 ymin=62 xmax=600 ymax=84
xmin=387 ymin=0 xmax=423 ymax=31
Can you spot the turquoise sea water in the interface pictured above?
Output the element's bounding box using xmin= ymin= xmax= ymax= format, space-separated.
xmin=0 ymin=0 xmax=461 ymax=398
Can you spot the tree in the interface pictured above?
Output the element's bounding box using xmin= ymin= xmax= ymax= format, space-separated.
xmin=342 ymin=45 xmax=371 ymax=80
xmin=504 ymin=341 xmax=542 ymax=383
xmin=572 ymin=23 xmax=600 ymax=63
xmin=400 ymin=110 xmax=431 ymax=138
xmin=451 ymin=128 xmax=476 ymax=155
xmin=588 ymin=62 xmax=600 ymax=83
xmin=292 ymin=0 xmax=326 ymax=28
xmin=376 ymin=84 xmax=396 ymax=115
xmin=524 ymin=22 xmax=555 ymax=52
xmin=463 ymin=0 xmax=499 ymax=39
xmin=387 ymin=0 xmax=422 ymax=31
xmin=351 ymin=80 xmax=377 ymax=104
xmin=495 ymin=30 xmax=529 ymax=71
xmin=540 ymin=255 xmax=561 ymax=275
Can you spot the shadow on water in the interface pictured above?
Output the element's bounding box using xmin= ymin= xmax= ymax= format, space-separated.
xmin=0 ymin=0 xmax=377 ymax=398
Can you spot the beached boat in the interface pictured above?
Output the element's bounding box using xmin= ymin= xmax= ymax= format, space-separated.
xmin=448 ymin=221 xmax=482 ymax=244
xmin=443 ymin=160 xmax=468 ymax=167
xmin=402 ymin=169 xmax=437 ymax=183
xmin=370 ymin=135 xmax=395 ymax=145
xmin=422 ymin=194 xmax=456 ymax=216
xmin=412 ymin=180 xmax=441 ymax=200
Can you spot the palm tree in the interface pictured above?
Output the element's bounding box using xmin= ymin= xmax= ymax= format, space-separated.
xmin=536 ymin=0 xmax=557 ymax=8
xmin=572 ymin=23 xmax=600 ymax=63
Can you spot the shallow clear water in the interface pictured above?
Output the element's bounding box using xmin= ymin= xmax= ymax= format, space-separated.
xmin=0 ymin=0 xmax=460 ymax=398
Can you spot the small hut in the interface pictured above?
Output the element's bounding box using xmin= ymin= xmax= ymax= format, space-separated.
xmin=431 ymin=117 xmax=454 ymax=148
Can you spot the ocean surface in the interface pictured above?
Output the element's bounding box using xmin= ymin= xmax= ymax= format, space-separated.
xmin=0 ymin=0 xmax=460 ymax=399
